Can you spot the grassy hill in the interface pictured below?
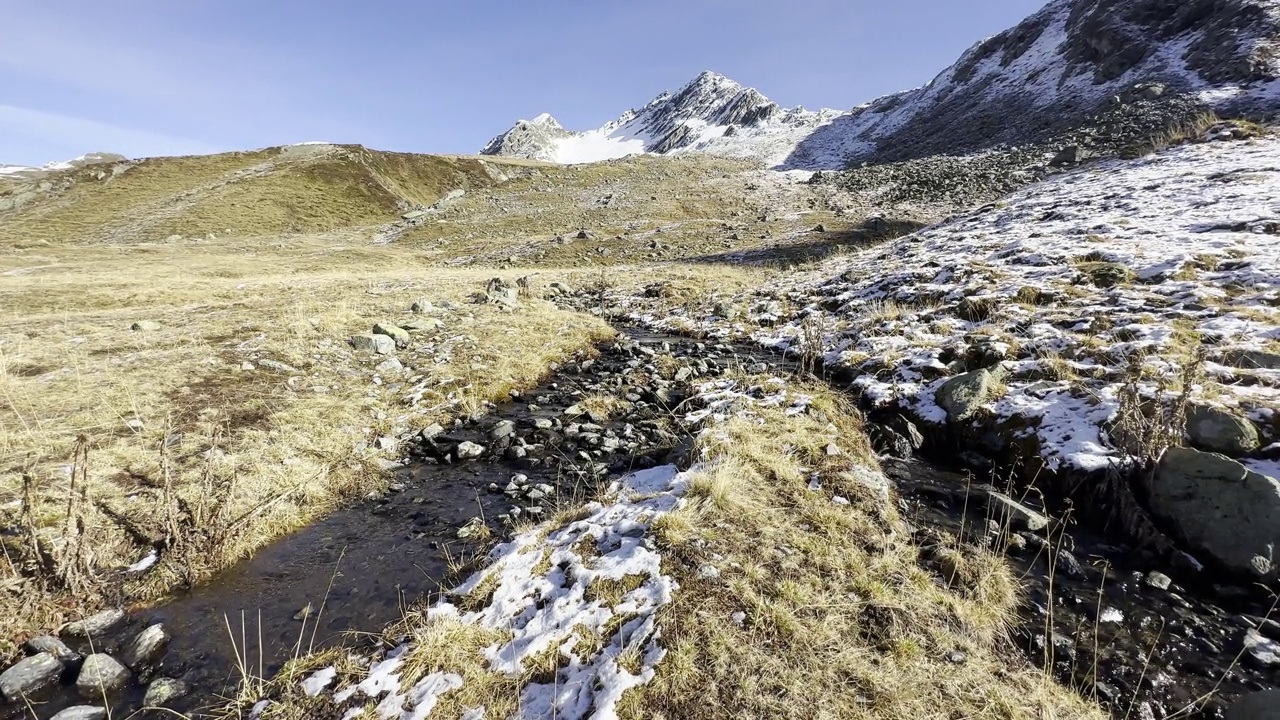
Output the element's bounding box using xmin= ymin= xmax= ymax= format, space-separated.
xmin=0 ymin=144 xmax=530 ymax=246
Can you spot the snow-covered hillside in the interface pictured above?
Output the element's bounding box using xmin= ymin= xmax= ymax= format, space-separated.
xmin=0 ymin=152 xmax=127 ymax=181
xmin=485 ymin=0 xmax=1280 ymax=169
xmin=481 ymin=71 xmax=840 ymax=167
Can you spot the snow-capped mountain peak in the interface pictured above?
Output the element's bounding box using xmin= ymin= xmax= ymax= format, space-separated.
xmin=481 ymin=71 xmax=838 ymax=166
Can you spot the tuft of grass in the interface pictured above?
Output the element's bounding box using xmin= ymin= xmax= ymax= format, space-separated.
xmin=627 ymin=381 xmax=1102 ymax=719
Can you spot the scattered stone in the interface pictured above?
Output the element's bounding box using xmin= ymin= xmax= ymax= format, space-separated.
xmin=144 ymin=678 xmax=190 ymax=707
xmin=945 ymin=650 xmax=968 ymax=664
xmin=62 ymin=608 xmax=126 ymax=638
xmin=1187 ymin=405 xmax=1261 ymax=456
xmin=129 ymin=321 xmax=161 ymax=332
xmin=456 ymin=441 xmax=486 ymax=460
xmin=697 ymin=565 xmax=721 ymax=580
xmin=1144 ymin=571 xmax=1173 ymax=591
xmin=1148 ymin=447 xmax=1280 ymax=579
xmin=372 ymin=323 xmax=411 ymax=349
xmin=401 ymin=318 xmax=444 ymax=332
xmin=0 ymin=652 xmax=62 ymax=701
xmin=984 ymin=490 xmax=1049 ymax=532
xmin=348 ymin=333 xmax=396 ymax=355
xmin=256 ymin=359 xmax=298 ymax=373
xmin=50 ymin=707 xmax=107 ymax=720
xmin=421 ymin=423 xmax=445 ymax=440
xmin=485 ymin=278 xmax=520 ymax=308
xmin=75 ymin=654 xmax=130 ymax=697
xmin=24 ymin=635 xmax=79 ymax=664
xmin=936 ymin=368 xmax=1008 ymax=422
xmin=402 ymin=210 xmax=426 ymax=220
xmin=410 ymin=298 xmax=434 ymax=313
xmin=375 ymin=357 xmax=403 ymax=374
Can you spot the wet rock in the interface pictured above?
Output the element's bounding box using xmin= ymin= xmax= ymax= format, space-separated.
xmin=23 ymin=635 xmax=79 ymax=664
xmin=1241 ymin=628 xmax=1280 ymax=668
xmin=62 ymin=608 xmax=126 ymax=638
xmin=490 ymin=420 xmax=517 ymax=440
xmin=870 ymin=424 xmax=914 ymax=458
xmin=1187 ymin=405 xmax=1261 ymax=456
xmin=349 ymin=333 xmax=396 ymax=355
xmin=1144 ymin=571 xmax=1173 ymax=590
xmin=50 ymin=707 xmax=107 ymax=720
xmin=456 ymin=441 xmax=486 ymax=460
xmin=123 ymin=624 xmax=170 ymax=670
xmin=144 ymin=677 xmax=190 ymax=707
xmin=0 ymin=652 xmax=62 ymax=701
xmin=372 ymin=323 xmax=411 ymax=349
xmin=936 ymin=368 xmax=1008 ymax=422
xmin=984 ymin=490 xmax=1049 ymax=532
xmin=1227 ymin=690 xmax=1280 ymax=719
xmin=75 ymin=654 xmax=129 ymax=697
xmin=1148 ymin=447 xmax=1280 ymax=579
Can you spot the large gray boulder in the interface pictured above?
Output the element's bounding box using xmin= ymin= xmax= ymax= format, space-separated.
xmin=0 ymin=652 xmax=62 ymax=701
xmin=1187 ymin=405 xmax=1261 ymax=456
xmin=485 ymin=278 xmax=520 ymax=308
xmin=348 ymin=333 xmax=396 ymax=355
xmin=1148 ymin=447 xmax=1280 ymax=578
xmin=1228 ymin=690 xmax=1280 ymax=719
xmin=935 ymin=368 xmax=1007 ymax=422
xmin=75 ymin=654 xmax=129 ymax=697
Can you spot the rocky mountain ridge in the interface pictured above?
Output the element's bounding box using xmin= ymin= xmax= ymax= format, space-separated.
xmin=484 ymin=0 xmax=1280 ymax=169
xmin=481 ymin=70 xmax=839 ymax=166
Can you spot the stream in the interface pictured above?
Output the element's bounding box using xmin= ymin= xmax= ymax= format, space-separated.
xmin=8 ymin=328 xmax=1277 ymax=719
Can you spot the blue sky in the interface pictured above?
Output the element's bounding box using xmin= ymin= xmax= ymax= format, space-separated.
xmin=2 ymin=0 xmax=1047 ymax=166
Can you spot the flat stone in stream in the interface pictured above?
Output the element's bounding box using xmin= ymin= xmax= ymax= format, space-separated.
xmin=143 ymin=677 xmax=190 ymax=707
xmin=61 ymin=608 xmax=126 ymax=638
xmin=123 ymin=624 xmax=170 ymax=670
xmin=50 ymin=707 xmax=107 ymax=720
xmin=456 ymin=441 xmax=486 ymax=459
xmin=0 ymin=652 xmax=62 ymax=701
xmin=984 ymin=490 xmax=1049 ymax=532
xmin=23 ymin=635 xmax=80 ymax=664
xmin=75 ymin=654 xmax=130 ymax=697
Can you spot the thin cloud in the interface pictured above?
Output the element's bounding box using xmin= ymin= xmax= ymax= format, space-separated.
xmin=0 ymin=104 xmax=217 ymax=162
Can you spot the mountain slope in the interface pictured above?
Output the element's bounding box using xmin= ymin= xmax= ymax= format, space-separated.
xmin=481 ymin=71 xmax=839 ymax=166
xmin=0 ymin=144 xmax=522 ymax=245
xmin=784 ymin=0 xmax=1280 ymax=167
xmin=486 ymin=0 xmax=1280 ymax=170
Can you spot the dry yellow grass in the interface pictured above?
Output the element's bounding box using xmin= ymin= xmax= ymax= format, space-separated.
xmin=0 ymin=231 xmax=615 ymax=658
xmin=0 ymin=145 xmax=511 ymax=245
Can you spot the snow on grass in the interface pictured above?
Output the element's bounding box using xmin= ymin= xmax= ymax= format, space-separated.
xmin=301 ymin=462 xmax=687 ymax=719
xmin=630 ymin=136 xmax=1280 ymax=476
